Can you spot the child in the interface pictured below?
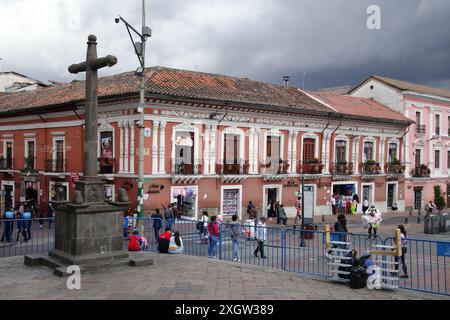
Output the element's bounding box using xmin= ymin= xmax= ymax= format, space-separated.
xmin=128 ymin=229 xmax=145 ymax=251
xmin=208 ymin=216 xmax=220 ymax=258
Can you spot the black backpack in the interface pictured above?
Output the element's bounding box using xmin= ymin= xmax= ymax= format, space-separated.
xmin=158 ymin=238 xmax=170 ymax=254
xmin=349 ymin=267 xmax=368 ymax=289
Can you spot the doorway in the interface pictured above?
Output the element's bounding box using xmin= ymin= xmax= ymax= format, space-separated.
xmin=263 ymin=185 xmax=281 ymax=218
xmin=362 ymin=184 xmax=374 ymax=206
xmin=414 ymin=187 xmax=423 ymax=210
xmin=25 ymin=181 xmax=38 ymax=208
xmin=1 ymin=182 xmax=14 ymax=212
xmin=387 ymin=183 xmax=396 ymax=209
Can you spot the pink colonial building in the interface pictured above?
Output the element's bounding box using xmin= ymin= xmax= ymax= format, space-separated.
xmin=350 ymin=75 xmax=450 ymax=211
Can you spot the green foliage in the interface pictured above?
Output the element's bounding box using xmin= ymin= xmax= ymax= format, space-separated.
xmin=433 ymin=185 xmax=446 ymax=210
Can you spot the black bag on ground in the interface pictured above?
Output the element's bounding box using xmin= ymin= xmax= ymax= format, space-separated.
xmin=338 ymin=250 xmax=358 ymax=280
xmin=349 ymin=266 xmax=368 ymax=289
xmin=158 ymin=238 xmax=170 ymax=254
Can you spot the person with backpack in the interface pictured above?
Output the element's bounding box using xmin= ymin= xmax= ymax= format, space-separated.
xmin=229 ymin=215 xmax=241 ymax=262
xmin=254 ymin=217 xmax=267 ymax=259
xmin=199 ymin=211 xmax=209 ymax=244
xmin=162 ymin=203 xmax=175 ymax=230
xmin=394 ymin=225 xmax=409 ymax=279
xmin=168 ymin=231 xmax=184 ymax=254
xmin=207 ymin=216 xmax=220 ymax=259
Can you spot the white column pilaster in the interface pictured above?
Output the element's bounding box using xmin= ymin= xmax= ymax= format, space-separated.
xmin=324 ymin=134 xmax=331 ymax=174
xmin=124 ymin=121 xmax=129 ymax=173
xmin=379 ymin=138 xmax=385 ymax=173
xmin=210 ymin=125 xmax=217 ymax=174
xmin=254 ymin=128 xmax=259 ymax=174
xmin=203 ymin=125 xmax=210 ymax=175
xmin=129 ymin=120 xmax=135 ymax=174
xmin=159 ymin=121 xmax=166 ymax=174
xmin=287 ymin=130 xmax=293 ymax=174
xmin=119 ymin=121 xmax=124 ymax=173
xmin=152 ymin=120 xmax=159 ymax=174
xmin=248 ymin=127 xmax=255 ymax=174
xmin=291 ymin=130 xmax=298 ymax=173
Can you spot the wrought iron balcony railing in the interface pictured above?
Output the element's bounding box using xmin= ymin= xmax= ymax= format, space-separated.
xmin=361 ymin=161 xmax=382 ymax=175
xmin=216 ymin=160 xmax=250 ymax=175
xmin=261 ymin=159 xmax=290 ymax=175
xmin=172 ymin=159 xmax=202 ymax=175
xmin=332 ymin=161 xmax=353 ymax=175
xmin=24 ymin=157 xmax=35 ymax=171
xmin=385 ymin=162 xmax=405 ymax=175
xmin=45 ymin=159 xmax=65 ymax=173
xmin=298 ymin=161 xmax=324 ymax=174
xmin=412 ymin=165 xmax=430 ymax=178
xmin=98 ymin=157 xmax=115 ymax=174
xmin=0 ymin=157 xmax=13 ymax=170
xmin=416 ymin=125 xmax=426 ymax=134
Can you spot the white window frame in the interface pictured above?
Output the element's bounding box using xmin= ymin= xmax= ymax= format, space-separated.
xmin=387 ymin=139 xmax=400 ymax=162
xmin=331 ymin=181 xmax=358 ymax=196
xmin=49 ymin=181 xmax=69 ymax=202
xmin=24 ymin=138 xmax=36 ymax=168
xmin=386 ymin=182 xmax=398 ymax=209
xmin=262 ymin=184 xmax=283 ymax=217
xmin=220 ymin=185 xmax=243 ymax=220
xmin=1 ymin=180 xmax=15 ymax=212
xmin=52 ymin=136 xmax=65 ymax=167
xmin=97 ymin=124 xmax=115 ymax=158
xmin=434 ymin=112 xmax=442 ymax=136
xmin=263 ymin=129 xmax=285 ymax=161
xmin=300 ymin=132 xmax=319 ymax=162
xmin=361 ymin=182 xmax=375 ymax=207
xmin=2 ymin=138 xmax=13 ymax=168
xmin=221 ymin=127 xmax=245 ymax=165
xmin=433 ymin=146 xmax=442 ymax=176
xmin=171 ymin=123 xmax=200 ymax=173
xmin=362 ymin=136 xmax=376 ymax=162
xmin=333 ymin=135 xmax=350 ymax=163
xmin=170 ymin=185 xmax=199 ymax=220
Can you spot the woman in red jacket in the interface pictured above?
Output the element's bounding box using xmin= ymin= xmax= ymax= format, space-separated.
xmin=208 ymin=216 xmax=220 ymax=258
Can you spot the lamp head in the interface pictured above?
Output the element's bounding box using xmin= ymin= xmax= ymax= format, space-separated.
xmin=114 ymin=16 xmax=120 ymax=23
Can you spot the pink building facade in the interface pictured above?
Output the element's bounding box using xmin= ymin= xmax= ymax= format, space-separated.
xmin=350 ymin=76 xmax=450 ymax=211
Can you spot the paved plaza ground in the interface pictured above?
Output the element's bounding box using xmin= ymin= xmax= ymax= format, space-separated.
xmin=0 ymin=252 xmax=447 ymax=300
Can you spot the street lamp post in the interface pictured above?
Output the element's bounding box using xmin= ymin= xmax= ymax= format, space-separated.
xmin=115 ymin=0 xmax=152 ymax=228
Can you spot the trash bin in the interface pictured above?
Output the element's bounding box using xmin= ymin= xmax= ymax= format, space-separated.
xmin=437 ymin=213 xmax=447 ymax=233
xmin=303 ymin=224 xmax=317 ymax=240
xmin=424 ymin=215 xmax=440 ymax=234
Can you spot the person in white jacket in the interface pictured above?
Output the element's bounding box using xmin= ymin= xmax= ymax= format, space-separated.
xmin=254 ymin=217 xmax=267 ymax=258
xmin=363 ymin=205 xmax=382 ymax=239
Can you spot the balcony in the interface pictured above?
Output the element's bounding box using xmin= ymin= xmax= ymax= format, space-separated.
xmin=98 ymin=157 xmax=115 ymax=174
xmin=361 ymin=161 xmax=382 ymax=175
xmin=45 ymin=159 xmax=65 ymax=173
xmin=416 ymin=125 xmax=426 ymax=134
xmin=0 ymin=157 xmax=13 ymax=170
xmin=298 ymin=160 xmax=324 ymax=174
xmin=172 ymin=159 xmax=202 ymax=175
xmin=24 ymin=157 xmax=35 ymax=171
xmin=217 ymin=161 xmax=250 ymax=175
xmin=332 ymin=161 xmax=353 ymax=175
xmin=261 ymin=159 xmax=290 ymax=175
xmin=385 ymin=161 xmax=405 ymax=175
xmin=412 ymin=164 xmax=430 ymax=178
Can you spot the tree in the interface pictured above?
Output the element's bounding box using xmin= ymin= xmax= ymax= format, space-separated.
xmin=433 ymin=185 xmax=446 ymax=211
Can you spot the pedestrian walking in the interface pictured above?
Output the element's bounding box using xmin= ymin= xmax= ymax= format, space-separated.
xmin=199 ymin=211 xmax=209 ymax=244
xmin=229 ymin=215 xmax=241 ymax=262
xmin=334 ymin=214 xmax=348 ymax=247
xmin=247 ymin=201 xmax=255 ymax=219
xmin=151 ymin=208 xmax=163 ymax=243
xmin=1 ymin=208 xmax=15 ymax=243
xmin=254 ymin=217 xmax=267 ymax=258
xmin=394 ymin=225 xmax=409 ymax=279
xmin=276 ymin=201 xmax=281 ymax=224
xmin=208 ymin=216 xmax=220 ymax=259
xmin=47 ymin=203 xmax=55 ymax=228
xmin=279 ymin=204 xmax=287 ymax=225
xmin=162 ymin=203 xmax=175 ymax=230
xmin=362 ymin=197 xmax=369 ymax=214
xmin=365 ymin=205 xmax=382 ymax=240
xmin=294 ymin=196 xmax=302 ymax=229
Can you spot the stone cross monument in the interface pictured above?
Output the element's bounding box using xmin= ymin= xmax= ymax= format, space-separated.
xmin=48 ymin=35 xmax=129 ymax=266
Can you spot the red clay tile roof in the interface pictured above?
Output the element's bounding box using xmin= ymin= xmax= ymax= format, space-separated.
xmin=306 ymin=90 xmax=412 ymax=123
xmin=351 ymin=75 xmax=450 ymax=99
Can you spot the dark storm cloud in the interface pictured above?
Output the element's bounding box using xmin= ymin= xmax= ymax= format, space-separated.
xmin=0 ymin=0 xmax=449 ymax=90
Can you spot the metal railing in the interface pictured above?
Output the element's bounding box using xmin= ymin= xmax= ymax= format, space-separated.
xmin=416 ymin=125 xmax=426 ymax=134
xmin=412 ymin=165 xmax=431 ymax=178
xmin=332 ymin=162 xmax=353 ymax=175
xmin=0 ymin=157 xmax=13 ymax=170
xmin=361 ymin=162 xmax=382 ymax=175
xmin=98 ymin=157 xmax=115 ymax=174
xmin=24 ymin=157 xmax=36 ymax=171
xmin=216 ymin=161 xmax=250 ymax=175
xmin=385 ymin=162 xmax=405 ymax=175
xmin=172 ymin=159 xmax=203 ymax=175
xmin=261 ymin=160 xmax=290 ymax=175
xmin=45 ymin=159 xmax=65 ymax=173
xmin=298 ymin=161 xmax=324 ymax=174
xmin=2 ymin=216 xmax=448 ymax=296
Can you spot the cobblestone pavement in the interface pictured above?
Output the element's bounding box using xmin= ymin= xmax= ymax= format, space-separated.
xmin=0 ymin=253 xmax=446 ymax=300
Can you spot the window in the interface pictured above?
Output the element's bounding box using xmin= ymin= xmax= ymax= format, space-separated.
xmin=388 ymin=143 xmax=398 ymax=162
xmin=6 ymin=141 xmax=13 ymax=169
xmin=224 ymin=134 xmax=240 ymax=164
xmin=435 ymin=114 xmax=440 ymax=136
xmin=448 ymin=150 xmax=450 ymax=170
xmin=335 ymin=140 xmax=346 ymax=163
xmin=363 ymin=142 xmax=374 ymax=162
xmin=303 ymin=138 xmax=315 ymax=162
xmin=25 ymin=140 xmax=35 ymax=170
xmin=415 ymin=149 xmax=421 ymax=167
xmin=55 ymin=139 xmax=64 ymax=172
xmin=416 ymin=111 xmax=421 ymax=126
xmin=50 ymin=182 xmax=68 ymax=202
xmin=435 ymin=149 xmax=440 ymax=169
xmin=174 ymin=131 xmax=195 ymax=174
xmin=266 ymin=135 xmax=280 ymax=160
xmin=100 ymin=131 xmax=113 ymax=159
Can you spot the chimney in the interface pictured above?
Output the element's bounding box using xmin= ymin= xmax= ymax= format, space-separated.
xmin=283 ymin=75 xmax=290 ymax=88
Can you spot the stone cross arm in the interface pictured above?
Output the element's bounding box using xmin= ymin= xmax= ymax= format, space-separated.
xmin=68 ymin=55 xmax=117 ymax=74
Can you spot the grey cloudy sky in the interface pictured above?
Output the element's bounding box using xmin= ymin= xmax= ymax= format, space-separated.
xmin=1 ymin=0 xmax=450 ymax=90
